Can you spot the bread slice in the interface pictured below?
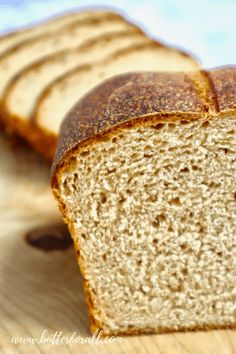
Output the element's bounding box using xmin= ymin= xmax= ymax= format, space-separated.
xmin=26 ymin=42 xmax=198 ymax=161
xmin=0 ymin=12 xmax=132 ymax=100
xmin=0 ymin=9 xmax=116 ymax=53
xmin=51 ymin=66 xmax=236 ymax=336
xmin=4 ymin=29 xmax=146 ymax=123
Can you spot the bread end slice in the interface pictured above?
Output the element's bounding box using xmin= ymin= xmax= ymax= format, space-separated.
xmin=51 ymin=67 xmax=236 ymax=335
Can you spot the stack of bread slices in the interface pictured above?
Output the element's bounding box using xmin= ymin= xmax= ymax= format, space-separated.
xmin=0 ymin=8 xmax=199 ymax=161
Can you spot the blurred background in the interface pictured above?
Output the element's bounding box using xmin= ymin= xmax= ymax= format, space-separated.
xmin=0 ymin=0 xmax=235 ymax=68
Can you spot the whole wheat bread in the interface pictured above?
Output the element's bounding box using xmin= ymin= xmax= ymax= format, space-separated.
xmin=51 ymin=66 xmax=236 ymax=336
xmin=25 ymin=42 xmax=198 ymax=161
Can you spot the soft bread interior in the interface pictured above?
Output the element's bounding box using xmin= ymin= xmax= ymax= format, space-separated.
xmin=37 ymin=47 xmax=198 ymax=135
xmin=57 ymin=115 xmax=236 ymax=334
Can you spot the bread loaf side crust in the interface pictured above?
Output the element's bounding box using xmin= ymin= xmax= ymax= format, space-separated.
xmin=51 ymin=66 xmax=236 ymax=335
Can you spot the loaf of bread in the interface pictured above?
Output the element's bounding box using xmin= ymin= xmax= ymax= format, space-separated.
xmin=0 ymin=9 xmax=199 ymax=161
xmin=51 ymin=66 xmax=236 ymax=335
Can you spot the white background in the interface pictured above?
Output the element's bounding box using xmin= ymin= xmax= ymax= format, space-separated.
xmin=0 ymin=0 xmax=235 ymax=68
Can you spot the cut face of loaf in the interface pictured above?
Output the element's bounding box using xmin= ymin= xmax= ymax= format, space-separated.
xmin=0 ymin=10 xmax=119 ymax=54
xmin=51 ymin=67 xmax=236 ymax=335
xmin=0 ymin=12 xmax=131 ymax=99
xmin=4 ymin=29 xmax=147 ymax=121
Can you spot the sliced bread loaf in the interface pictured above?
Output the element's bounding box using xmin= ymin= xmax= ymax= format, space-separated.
xmin=51 ymin=66 xmax=236 ymax=336
xmin=31 ymin=42 xmax=199 ymax=160
xmin=0 ymin=9 xmax=116 ymax=53
xmin=0 ymin=12 xmax=132 ymax=100
xmin=4 ymin=29 xmax=146 ymax=122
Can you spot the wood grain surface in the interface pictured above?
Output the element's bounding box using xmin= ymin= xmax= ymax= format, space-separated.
xmin=0 ymin=134 xmax=235 ymax=354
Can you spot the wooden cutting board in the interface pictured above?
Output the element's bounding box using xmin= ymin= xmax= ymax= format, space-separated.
xmin=0 ymin=134 xmax=235 ymax=354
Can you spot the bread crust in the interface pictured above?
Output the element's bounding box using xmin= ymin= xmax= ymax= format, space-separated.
xmin=51 ymin=66 xmax=236 ymax=335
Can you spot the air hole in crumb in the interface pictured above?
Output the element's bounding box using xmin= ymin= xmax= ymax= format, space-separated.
xmin=159 ymin=264 xmax=165 ymax=272
xmin=152 ymin=239 xmax=158 ymax=245
xmin=144 ymin=153 xmax=153 ymax=158
xmin=102 ymin=254 xmax=107 ymax=261
xmin=194 ymin=282 xmax=201 ymax=290
xmin=152 ymin=220 xmax=159 ymax=228
xmin=100 ymin=193 xmax=107 ymax=204
xmin=234 ymin=192 xmax=236 ymax=200
xmin=126 ymin=189 xmax=132 ymax=195
xmin=202 ymin=121 xmax=209 ymax=128
xmin=180 ymin=243 xmax=188 ymax=251
xmin=157 ymin=214 xmax=166 ymax=222
xmin=228 ymin=129 xmax=235 ymax=135
xmin=80 ymin=150 xmax=89 ymax=156
xmin=180 ymin=167 xmax=189 ymax=173
xmin=217 ymin=251 xmax=223 ymax=257
xmin=189 ymin=211 xmax=194 ymax=218
xmin=149 ymin=194 xmax=157 ymax=203
xmin=112 ymin=137 xmax=117 ymax=143
xmin=168 ymin=225 xmax=174 ymax=232
xmin=131 ymin=152 xmax=139 ymax=159
xmin=180 ymin=120 xmax=190 ymax=125
xmin=119 ymin=196 xmax=126 ymax=203
xmin=182 ymin=268 xmax=188 ymax=276
xmin=63 ymin=181 xmax=70 ymax=196
xmin=153 ymin=123 xmax=165 ymax=130
xmin=170 ymin=197 xmax=181 ymax=206
xmin=137 ymin=259 xmax=142 ymax=265
xmin=168 ymin=123 xmax=176 ymax=130
xmin=192 ymin=165 xmax=199 ymax=171
xmin=81 ymin=233 xmax=87 ymax=240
